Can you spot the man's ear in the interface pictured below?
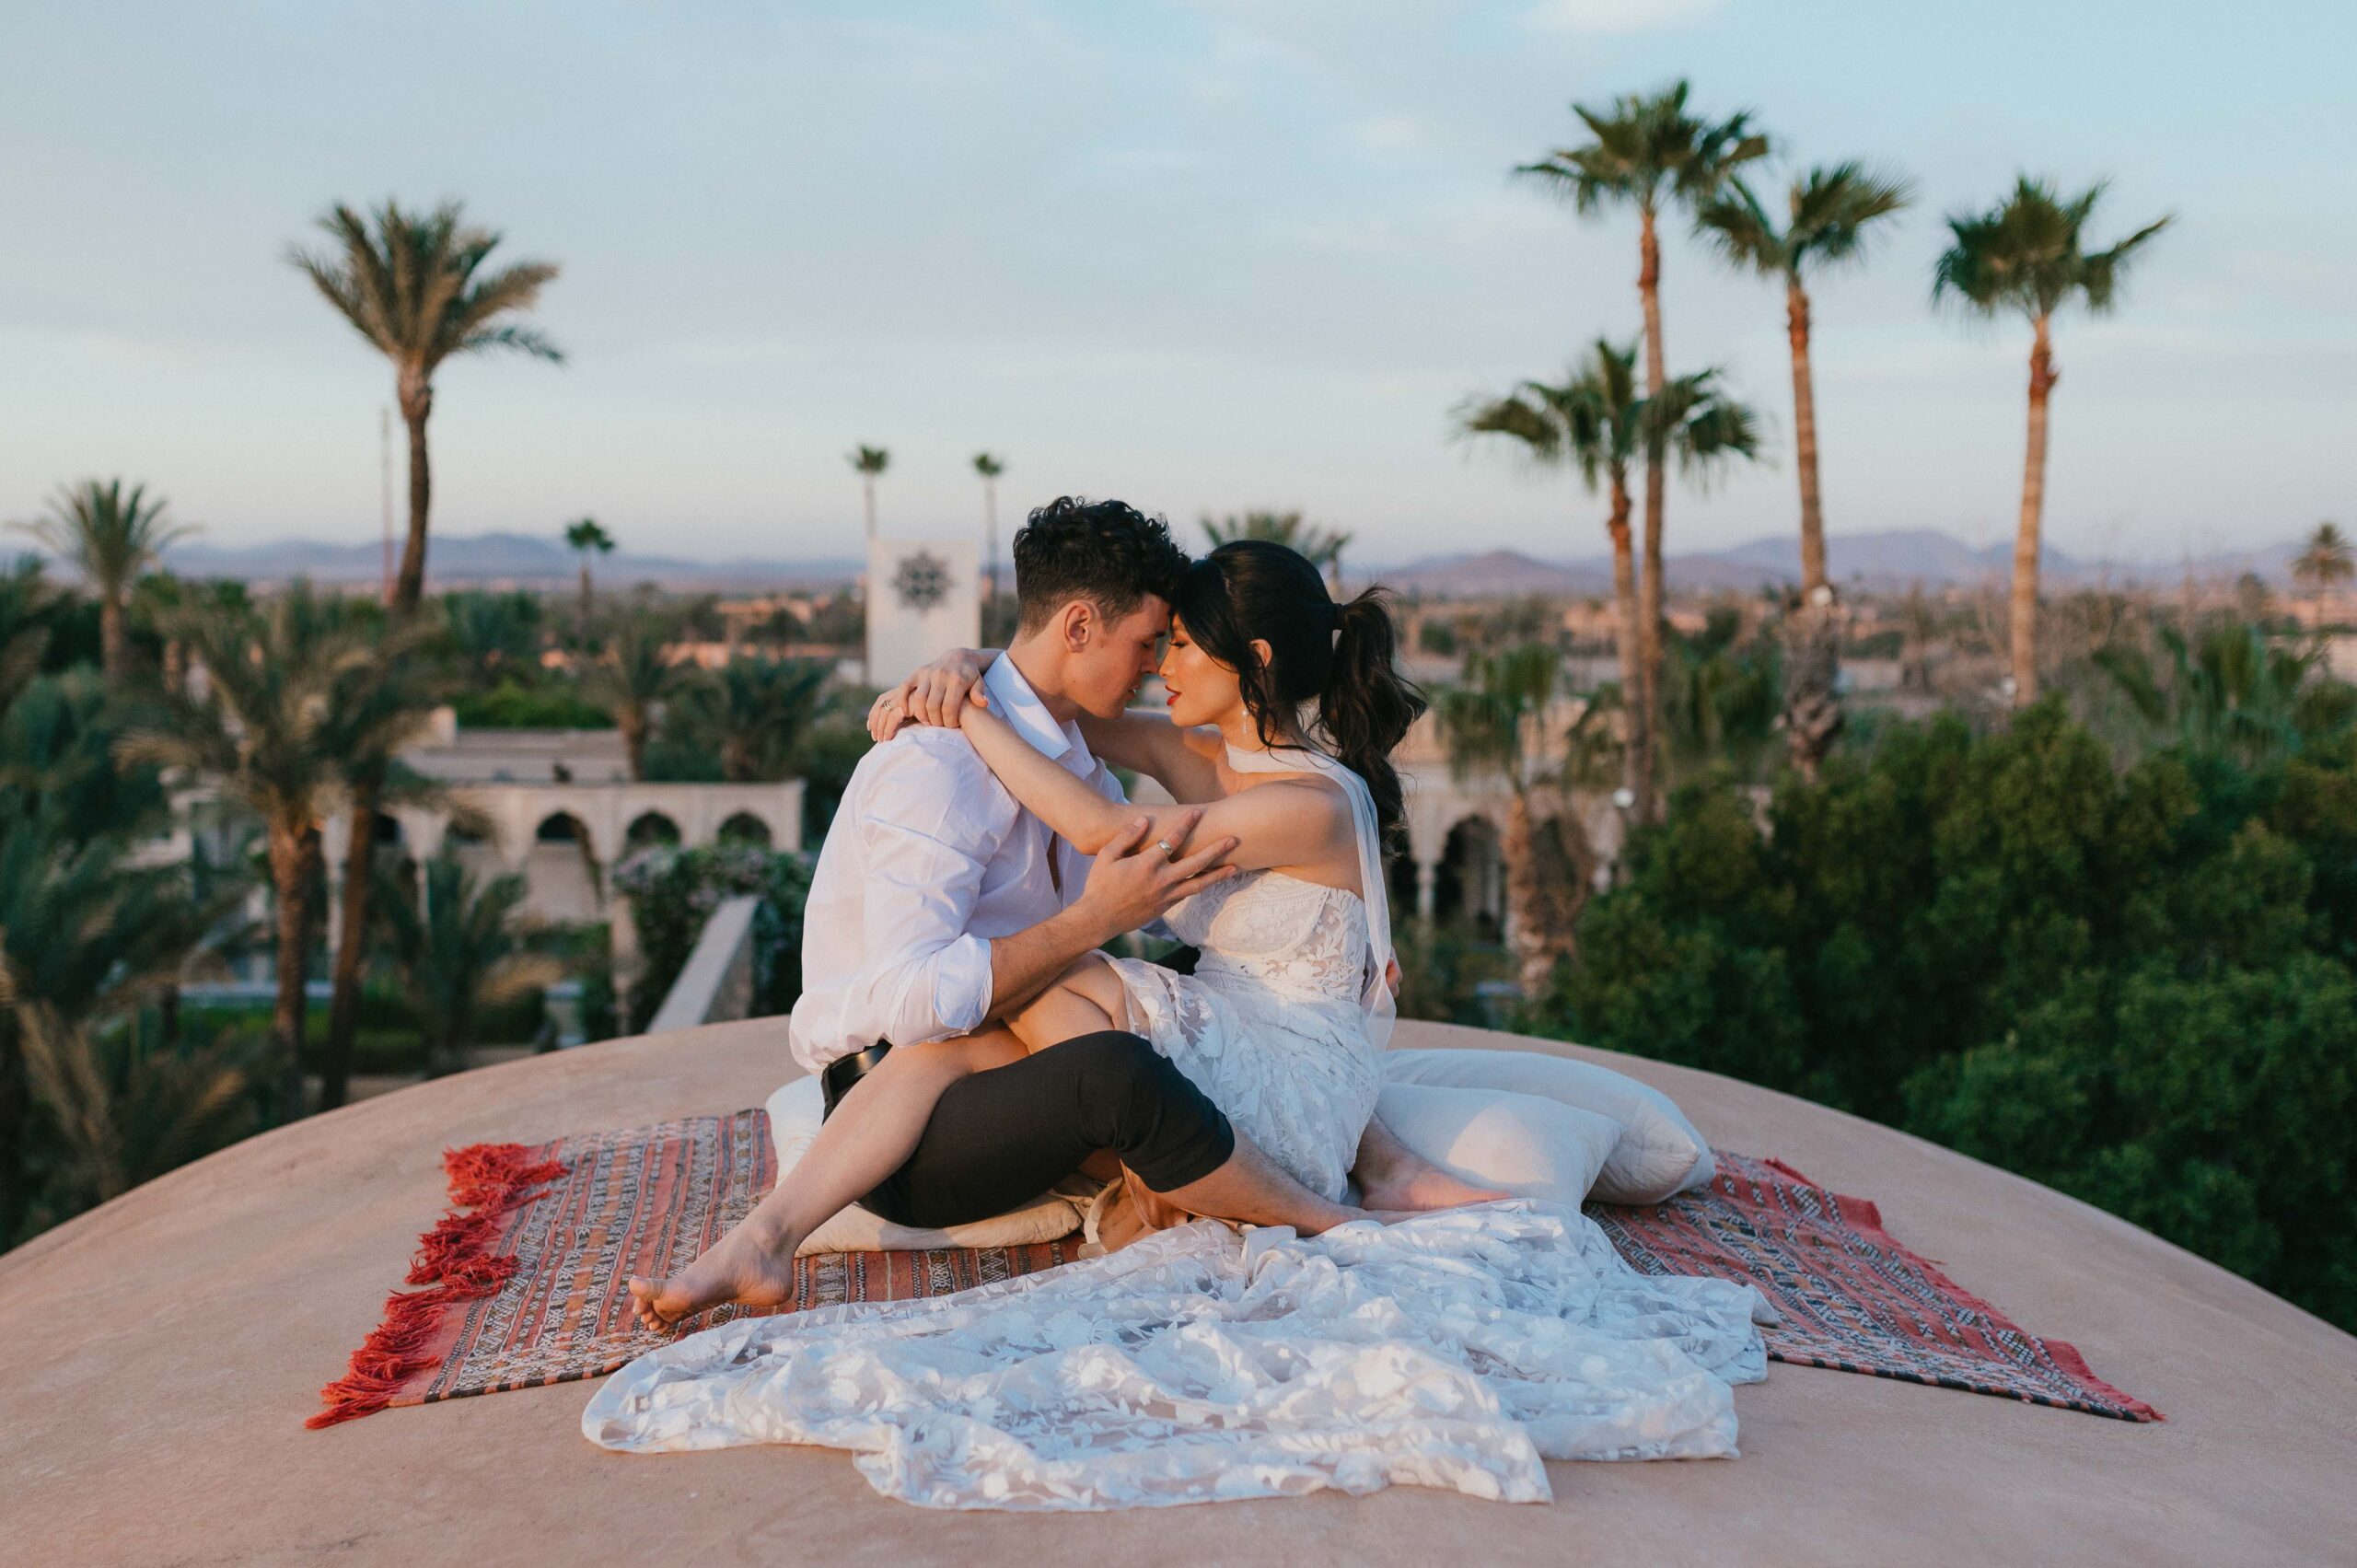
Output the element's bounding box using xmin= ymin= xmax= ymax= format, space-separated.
xmin=1059 ymin=599 xmax=1095 ymax=651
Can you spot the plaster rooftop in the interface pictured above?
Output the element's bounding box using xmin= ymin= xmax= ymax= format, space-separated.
xmin=5 ymin=1021 xmax=2352 ymax=1566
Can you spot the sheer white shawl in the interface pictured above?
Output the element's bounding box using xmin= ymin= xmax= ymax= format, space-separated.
xmin=1223 ymin=733 xmax=1398 ymax=1049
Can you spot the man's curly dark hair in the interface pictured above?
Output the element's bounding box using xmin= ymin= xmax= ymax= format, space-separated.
xmin=1011 ymin=496 xmax=1190 ymax=633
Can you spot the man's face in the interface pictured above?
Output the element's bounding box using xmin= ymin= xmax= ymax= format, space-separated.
xmin=1068 ymin=597 xmax=1171 ymax=719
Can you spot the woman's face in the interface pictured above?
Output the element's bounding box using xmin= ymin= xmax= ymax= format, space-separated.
xmin=1157 ymin=616 xmax=1245 ymax=731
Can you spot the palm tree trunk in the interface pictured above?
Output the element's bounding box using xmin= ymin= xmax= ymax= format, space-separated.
xmin=1634 ymin=205 xmax=1667 ymax=823
xmin=269 ymin=825 xmax=315 ymax=1115
xmin=1604 ymin=472 xmax=1643 ymax=804
xmin=327 ymin=375 xmax=432 ymax=1112
xmin=1635 ymin=456 xmax=1666 ymax=823
xmin=1782 ymin=280 xmax=1841 ymax=781
xmin=863 ymin=477 xmax=877 ymax=541
xmin=578 ymin=560 xmax=593 ymax=644
xmin=1788 ymin=281 xmax=1827 ymax=596
xmin=99 ymin=596 xmax=126 ymax=682
xmin=621 ymin=707 xmax=648 ymax=781
xmin=2012 ymin=314 xmax=2055 ymax=707
xmin=982 ymin=480 xmax=999 ymax=603
xmin=394 ymin=383 xmax=434 ymax=613
xmin=319 ymin=788 xmax=377 ymax=1110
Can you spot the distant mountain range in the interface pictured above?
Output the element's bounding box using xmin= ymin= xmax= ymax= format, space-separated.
xmin=125 ymin=526 xmax=2311 ymax=598
xmin=158 ymin=531 xmax=865 ymax=591
xmin=1373 ymin=528 xmax=2310 ymax=598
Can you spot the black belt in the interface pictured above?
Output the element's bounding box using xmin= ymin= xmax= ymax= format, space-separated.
xmin=820 ymin=1042 xmax=893 ymax=1118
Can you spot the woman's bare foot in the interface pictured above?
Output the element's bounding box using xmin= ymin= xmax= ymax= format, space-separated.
xmin=1355 ymin=1161 xmax=1510 ymax=1214
xmin=626 ymin=1215 xmax=800 ymax=1332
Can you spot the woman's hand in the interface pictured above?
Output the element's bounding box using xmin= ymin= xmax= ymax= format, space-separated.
xmin=867 ymin=648 xmax=993 ymax=741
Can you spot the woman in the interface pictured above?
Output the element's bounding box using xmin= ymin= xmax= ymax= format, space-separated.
xmin=586 ymin=544 xmax=1769 ymax=1507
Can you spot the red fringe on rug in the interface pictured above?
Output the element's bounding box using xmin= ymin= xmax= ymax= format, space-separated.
xmin=307 ymin=1143 xmax=565 ymax=1429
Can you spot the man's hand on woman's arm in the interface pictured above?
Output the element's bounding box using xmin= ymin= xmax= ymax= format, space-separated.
xmin=985 ymin=811 xmax=1237 ymax=1017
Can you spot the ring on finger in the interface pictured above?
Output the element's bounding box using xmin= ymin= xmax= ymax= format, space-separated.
xmin=1155 ymin=839 xmax=1175 ymax=859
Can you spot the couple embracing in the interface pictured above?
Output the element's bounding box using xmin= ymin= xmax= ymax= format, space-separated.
xmin=587 ymin=496 xmax=1768 ymax=1509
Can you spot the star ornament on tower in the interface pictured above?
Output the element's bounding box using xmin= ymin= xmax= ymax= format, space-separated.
xmin=893 ymin=550 xmax=952 ymax=612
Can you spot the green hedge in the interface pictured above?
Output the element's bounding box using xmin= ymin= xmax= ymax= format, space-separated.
xmin=612 ymin=842 xmax=813 ymax=1033
xmin=1538 ymin=701 xmax=2357 ymax=1330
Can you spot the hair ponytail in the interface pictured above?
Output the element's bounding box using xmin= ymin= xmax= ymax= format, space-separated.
xmin=1319 ymin=590 xmax=1424 ymax=854
xmin=1169 ymin=540 xmax=1426 ymax=855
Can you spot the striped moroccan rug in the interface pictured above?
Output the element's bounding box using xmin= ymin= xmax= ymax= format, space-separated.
xmin=309 ymin=1112 xmax=2156 ymax=1428
xmin=1592 ymin=1154 xmax=2159 ymax=1422
xmin=307 ymin=1109 xmax=1074 ymax=1428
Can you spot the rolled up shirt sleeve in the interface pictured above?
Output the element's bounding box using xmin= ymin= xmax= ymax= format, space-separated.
xmin=839 ymin=741 xmax=1010 ymax=1047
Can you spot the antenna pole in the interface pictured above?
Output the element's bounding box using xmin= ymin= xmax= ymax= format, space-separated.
xmin=380 ymin=406 xmax=395 ymax=605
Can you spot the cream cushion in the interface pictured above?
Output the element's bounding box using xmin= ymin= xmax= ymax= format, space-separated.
xmin=1383 ymin=1047 xmax=1716 ymax=1204
xmin=1371 ymin=1081 xmax=1621 ymax=1208
xmin=764 ymin=1075 xmax=1086 ymax=1255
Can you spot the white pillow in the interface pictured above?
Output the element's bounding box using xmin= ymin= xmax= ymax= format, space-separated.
xmin=1383 ymin=1047 xmax=1715 ymax=1205
xmin=764 ymin=1075 xmax=1085 ymax=1254
xmin=1372 ymin=1082 xmax=1621 ymax=1207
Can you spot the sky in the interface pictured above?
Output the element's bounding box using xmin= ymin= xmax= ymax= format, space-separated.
xmin=4 ymin=0 xmax=2352 ymax=569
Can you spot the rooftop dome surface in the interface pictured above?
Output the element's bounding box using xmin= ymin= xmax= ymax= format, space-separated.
xmin=4 ymin=1019 xmax=2352 ymax=1566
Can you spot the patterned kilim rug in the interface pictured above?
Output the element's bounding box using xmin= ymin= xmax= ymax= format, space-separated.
xmin=307 ymin=1109 xmax=1074 ymax=1428
xmin=1587 ymin=1153 xmax=2160 ymax=1422
xmin=309 ymin=1112 xmax=2157 ymax=1427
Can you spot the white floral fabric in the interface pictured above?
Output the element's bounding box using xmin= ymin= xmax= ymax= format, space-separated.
xmin=584 ymin=1202 xmax=1769 ymax=1508
xmin=1108 ymin=869 xmax=1383 ymax=1202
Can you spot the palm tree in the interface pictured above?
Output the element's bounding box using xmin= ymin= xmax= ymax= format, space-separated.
xmin=0 ymin=824 xmax=253 ymax=1210
xmin=972 ymin=453 xmax=1006 ymax=603
xmin=2096 ymin=622 xmax=2326 ymax=767
xmin=121 ymin=586 xmax=444 ymax=1108
xmin=1521 ymin=83 xmax=1764 ymax=813
xmin=565 ymin=517 xmax=615 ymax=642
xmin=584 ymin=611 xmax=689 ymax=781
xmin=1697 ymin=164 xmax=1910 ymax=779
xmin=1434 ymin=645 xmax=1596 ymax=993
xmin=13 ymin=480 xmax=195 ymax=680
xmin=1202 ymin=511 xmax=1353 ymax=588
xmin=374 ymin=852 xmax=561 ymax=1077
xmin=289 ymin=201 xmax=562 ymax=615
xmin=289 ymin=199 xmax=562 ymax=1102
xmin=2293 ymin=522 xmax=2352 ymax=625
xmin=1933 ymin=178 xmax=2170 ymax=706
xmin=850 ymin=446 xmax=890 ymax=540
xmin=1457 ymin=340 xmax=1647 ymax=804
xmin=673 ymin=656 xmax=831 ymax=782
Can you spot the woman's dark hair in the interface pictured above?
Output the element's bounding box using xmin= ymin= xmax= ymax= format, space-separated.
xmin=1170 ymin=540 xmax=1426 ymax=853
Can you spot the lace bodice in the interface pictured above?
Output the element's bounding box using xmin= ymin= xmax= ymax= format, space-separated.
xmin=1160 ymin=870 xmax=1375 ymax=1010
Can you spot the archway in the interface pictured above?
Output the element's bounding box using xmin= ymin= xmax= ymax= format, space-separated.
xmin=624 ymin=810 xmax=682 ymax=850
xmin=717 ymin=811 xmax=772 ymax=848
xmin=524 ymin=811 xmax=602 ymax=923
xmin=1434 ymin=815 xmax=1505 ymax=939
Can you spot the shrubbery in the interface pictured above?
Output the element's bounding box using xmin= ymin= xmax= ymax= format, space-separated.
xmin=1540 ymin=702 xmax=2357 ymax=1330
xmin=611 ymin=842 xmax=814 ymax=1031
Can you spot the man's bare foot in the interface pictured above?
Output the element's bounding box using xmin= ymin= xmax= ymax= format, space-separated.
xmin=625 ymin=1216 xmax=799 ymax=1332
xmin=1356 ymin=1163 xmax=1510 ymax=1214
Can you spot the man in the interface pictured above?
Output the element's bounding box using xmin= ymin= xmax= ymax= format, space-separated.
xmin=631 ymin=497 xmax=1469 ymax=1330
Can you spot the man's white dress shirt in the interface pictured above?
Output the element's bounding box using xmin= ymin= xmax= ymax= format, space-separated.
xmin=787 ymin=656 xmax=1125 ymax=1074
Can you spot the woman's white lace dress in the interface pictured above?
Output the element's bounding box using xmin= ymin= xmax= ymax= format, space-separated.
xmin=585 ymin=747 xmax=1769 ymax=1509
xmin=1105 ymin=867 xmax=1383 ymax=1203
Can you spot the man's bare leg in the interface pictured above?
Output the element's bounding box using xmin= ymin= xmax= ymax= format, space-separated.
xmin=627 ymin=1029 xmax=1024 ymax=1330
xmin=1350 ymin=1112 xmax=1509 ymax=1211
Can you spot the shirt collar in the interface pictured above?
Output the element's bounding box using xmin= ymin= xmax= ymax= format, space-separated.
xmin=985 ymin=656 xmax=1085 ymax=764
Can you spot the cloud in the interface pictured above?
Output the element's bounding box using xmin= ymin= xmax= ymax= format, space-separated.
xmin=1522 ymin=0 xmax=1725 ymax=35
